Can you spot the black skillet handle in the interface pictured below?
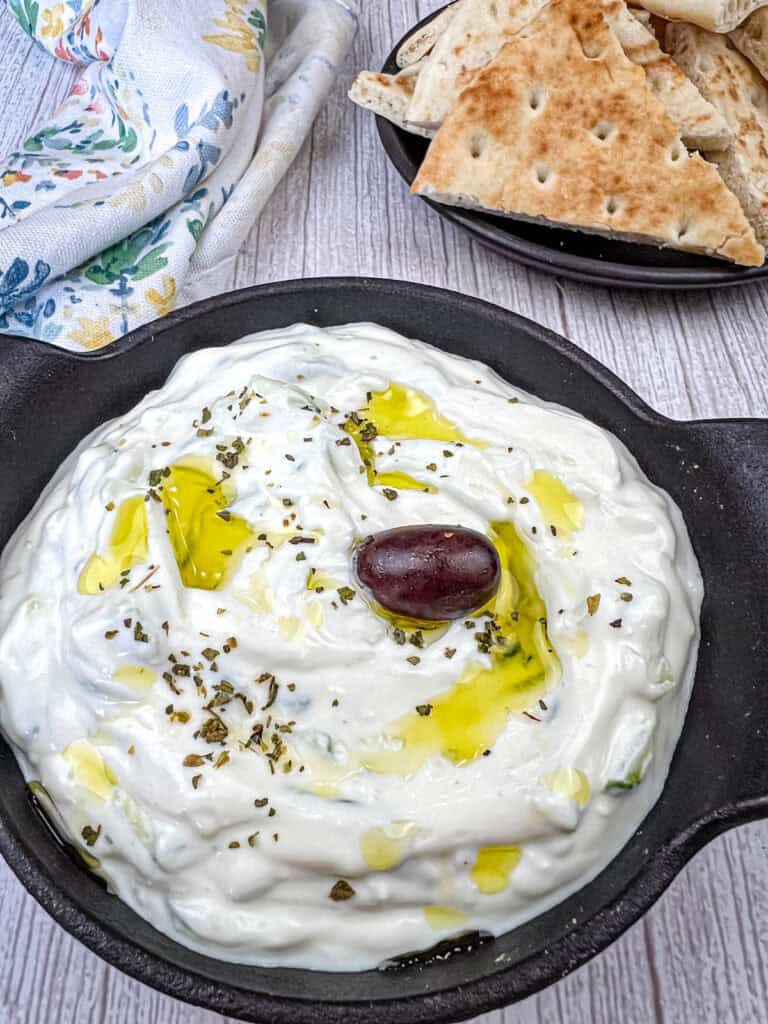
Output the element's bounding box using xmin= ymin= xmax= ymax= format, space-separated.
xmin=651 ymin=417 xmax=768 ymax=839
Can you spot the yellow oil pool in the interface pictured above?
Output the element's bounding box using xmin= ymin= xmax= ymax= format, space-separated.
xmin=113 ymin=664 xmax=157 ymax=690
xmin=360 ymin=821 xmax=416 ymax=870
xmin=364 ymin=520 xmax=559 ymax=775
xmin=541 ymin=766 xmax=591 ymax=806
xmin=161 ymin=457 xmax=254 ymax=590
xmin=526 ymin=470 xmax=583 ymax=537
xmin=343 ymin=383 xmax=485 ymax=494
xmin=470 ymin=845 xmax=522 ymax=894
xmin=63 ymin=739 xmax=116 ymax=801
xmin=424 ymin=906 xmax=468 ymax=930
xmin=78 ymin=495 xmax=148 ymax=594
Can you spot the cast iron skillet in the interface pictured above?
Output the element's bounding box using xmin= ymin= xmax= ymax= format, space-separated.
xmin=375 ymin=6 xmax=768 ymax=290
xmin=0 ymin=278 xmax=766 ymax=1023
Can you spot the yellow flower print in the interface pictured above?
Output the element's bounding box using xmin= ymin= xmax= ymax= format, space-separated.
xmin=109 ymin=170 xmax=165 ymax=213
xmin=68 ymin=316 xmax=112 ymax=350
xmin=110 ymin=179 xmax=148 ymax=213
xmin=146 ymin=275 xmax=177 ymax=318
xmin=1 ymin=171 xmax=32 ymax=186
xmin=40 ymin=4 xmax=67 ymax=38
xmin=203 ymin=1 xmax=265 ymax=73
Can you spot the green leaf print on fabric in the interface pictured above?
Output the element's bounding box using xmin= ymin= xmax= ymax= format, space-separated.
xmin=248 ymin=9 xmax=266 ymax=51
xmin=187 ymin=218 xmax=204 ymax=242
xmin=83 ymin=223 xmax=170 ymax=285
xmin=8 ymin=0 xmax=39 ymax=38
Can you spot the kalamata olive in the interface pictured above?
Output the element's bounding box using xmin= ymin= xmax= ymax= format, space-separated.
xmin=355 ymin=525 xmax=501 ymax=621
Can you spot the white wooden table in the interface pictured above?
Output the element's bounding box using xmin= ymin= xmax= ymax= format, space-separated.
xmin=1 ymin=3 xmax=767 ymax=1022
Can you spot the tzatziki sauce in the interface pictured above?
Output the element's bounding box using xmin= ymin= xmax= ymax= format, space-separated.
xmin=0 ymin=324 xmax=703 ymax=970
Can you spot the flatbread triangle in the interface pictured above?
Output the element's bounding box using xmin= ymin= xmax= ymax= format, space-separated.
xmin=411 ymin=0 xmax=764 ymax=266
xmin=667 ymin=21 xmax=768 ymax=247
xmin=349 ymin=65 xmax=434 ymax=139
xmin=602 ymin=0 xmax=731 ymax=150
xmin=396 ymin=1 xmax=466 ymax=68
xmin=403 ymin=0 xmax=731 ymax=150
xmin=406 ymin=0 xmax=550 ymax=128
xmin=730 ymin=7 xmax=768 ymax=78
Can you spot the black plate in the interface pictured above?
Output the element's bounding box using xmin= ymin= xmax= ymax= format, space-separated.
xmin=376 ymin=7 xmax=768 ymax=290
xmin=0 ymin=278 xmax=766 ymax=1024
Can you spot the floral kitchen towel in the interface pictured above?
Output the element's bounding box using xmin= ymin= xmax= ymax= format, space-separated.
xmin=0 ymin=0 xmax=357 ymax=349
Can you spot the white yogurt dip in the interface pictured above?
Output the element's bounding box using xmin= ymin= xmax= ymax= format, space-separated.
xmin=0 ymin=324 xmax=702 ymax=970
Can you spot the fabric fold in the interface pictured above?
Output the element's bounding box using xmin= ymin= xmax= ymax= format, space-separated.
xmin=0 ymin=0 xmax=357 ymax=348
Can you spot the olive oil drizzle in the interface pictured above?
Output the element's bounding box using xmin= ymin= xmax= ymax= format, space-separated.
xmin=360 ymin=821 xmax=416 ymax=870
xmin=63 ymin=739 xmax=117 ymax=801
xmin=540 ymin=766 xmax=591 ymax=805
xmin=161 ymin=457 xmax=254 ymax=591
xmin=526 ymin=470 xmax=583 ymax=537
xmin=343 ymin=383 xmax=485 ymax=495
xmin=424 ymin=906 xmax=468 ymax=930
xmin=78 ymin=456 xmax=257 ymax=595
xmin=78 ymin=496 xmax=148 ymax=595
xmin=470 ymin=845 xmax=522 ymax=894
xmin=364 ymin=520 xmax=560 ymax=776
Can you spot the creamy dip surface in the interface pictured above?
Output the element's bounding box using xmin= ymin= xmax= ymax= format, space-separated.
xmin=0 ymin=324 xmax=702 ymax=971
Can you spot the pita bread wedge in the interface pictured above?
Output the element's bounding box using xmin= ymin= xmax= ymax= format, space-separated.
xmin=631 ymin=0 xmax=768 ymax=32
xmin=629 ymin=6 xmax=654 ymax=26
xmin=730 ymin=8 xmax=768 ymax=79
xmin=603 ymin=0 xmax=732 ymax=149
xmin=349 ymin=65 xmax=434 ymax=138
xmin=667 ymin=23 xmax=768 ymax=245
xmin=631 ymin=10 xmax=672 ymax=44
xmin=403 ymin=0 xmax=730 ymax=147
xmin=405 ymin=0 xmax=551 ymax=129
xmin=412 ymin=0 xmax=763 ymax=265
xmin=396 ymin=1 xmax=466 ymax=68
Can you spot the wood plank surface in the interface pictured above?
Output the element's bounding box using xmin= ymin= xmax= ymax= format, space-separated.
xmin=0 ymin=3 xmax=766 ymax=1022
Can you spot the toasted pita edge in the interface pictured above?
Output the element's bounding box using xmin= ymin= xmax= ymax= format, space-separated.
xmin=349 ymin=67 xmax=434 ymax=139
xmin=396 ymin=1 xmax=465 ymax=68
xmin=629 ymin=6 xmax=654 ymax=25
xmin=415 ymin=181 xmax=761 ymax=262
xmin=603 ymin=0 xmax=733 ymax=149
xmin=730 ymin=8 xmax=768 ymax=80
xmin=667 ymin=21 xmax=768 ymax=247
xmin=406 ymin=0 xmax=552 ymax=129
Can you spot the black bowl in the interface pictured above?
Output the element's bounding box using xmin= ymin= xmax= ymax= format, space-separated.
xmin=375 ymin=6 xmax=768 ymax=290
xmin=0 ymin=278 xmax=766 ymax=1023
